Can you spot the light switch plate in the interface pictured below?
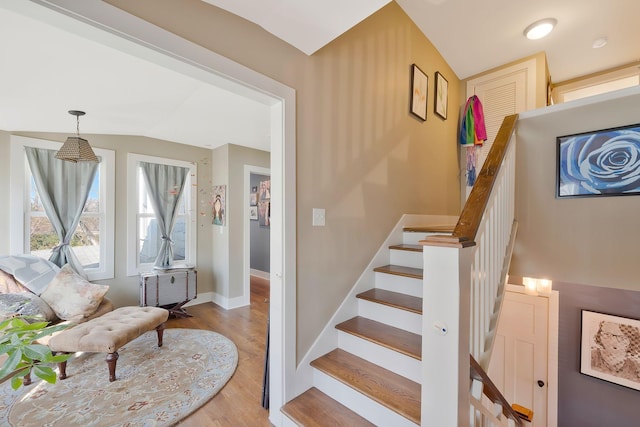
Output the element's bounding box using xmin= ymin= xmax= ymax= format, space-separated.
xmin=312 ymin=208 xmax=325 ymax=226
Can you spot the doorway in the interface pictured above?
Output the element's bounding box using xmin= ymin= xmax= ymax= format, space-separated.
xmin=17 ymin=1 xmax=296 ymax=425
xmin=244 ymin=166 xmax=271 ymax=303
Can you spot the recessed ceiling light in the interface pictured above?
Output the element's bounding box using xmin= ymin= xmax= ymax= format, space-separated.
xmin=523 ymin=18 xmax=557 ymax=40
xmin=592 ymin=37 xmax=608 ymax=49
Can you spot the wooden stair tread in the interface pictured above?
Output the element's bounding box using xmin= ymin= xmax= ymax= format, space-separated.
xmin=389 ymin=243 xmax=422 ymax=252
xmin=310 ymin=349 xmax=421 ymax=424
xmin=281 ymin=387 xmax=375 ymax=427
xmin=373 ymin=264 xmax=422 ymax=279
xmin=403 ymin=225 xmax=454 ymax=233
xmin=336 ymin=316 xmax=421 ymax=359
xmin=356 ymin=288 xmax=422 ymax=314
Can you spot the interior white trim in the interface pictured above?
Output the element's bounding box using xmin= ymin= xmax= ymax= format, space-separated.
xmin=22 ymin=2 xmax=297 ymax=425
xmin=244 ymin=165 xmax=271 ymax=305
xmin=505 ymin=283 xmax=559 ymax=427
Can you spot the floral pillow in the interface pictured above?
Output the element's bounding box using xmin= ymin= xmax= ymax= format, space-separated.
xmin=40 ymin=264 xmax=109 ymax=321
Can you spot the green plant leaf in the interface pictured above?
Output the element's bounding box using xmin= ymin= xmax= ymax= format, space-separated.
xmin=33 ymin=365 xmax=57 ymax=384
xmin=0 ymin=349 xmax=22 ymax=379
xmin=45 ymin=353 xmax=72 ymax=363
xmin=10 ymin=374 xmax=23 ymax=390
xmin=33 ymin=323 xmax=68 ymax=341
xmin=23 ymin=344 xmax=51 ymax=360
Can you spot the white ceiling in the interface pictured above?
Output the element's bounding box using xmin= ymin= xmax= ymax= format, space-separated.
xmin=1 ymin=1 xmax=638 ymax=151
xmin=0 ymin=3 xmax=272 ymax=151
xmin=206 ymin=0 xmax=640 ymax=82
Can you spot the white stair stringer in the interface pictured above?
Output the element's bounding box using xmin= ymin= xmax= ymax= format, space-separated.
xmin=357 ymin=299 xmax=421 ymax=334
xmin=313 ymin=369 xmax=419 ymax=427
xmin=287 ymin=214 xmax=458 ymax=425
xmin=337 ymin=330 xmax=421 ymax=383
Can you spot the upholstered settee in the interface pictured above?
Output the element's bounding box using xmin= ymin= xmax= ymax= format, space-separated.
xmin=0 ymin=255 xmax=113 ymax=327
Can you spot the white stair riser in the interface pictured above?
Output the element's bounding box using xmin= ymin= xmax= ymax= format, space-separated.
xmin=402 ymin=231 xmax=427 ymax=245
xmin=357 ymin=299 xmax=422 ymax=334
xmin=390 ymin=248 xmax=423 ymax=269
xmin=313 ymin=369 xmax=419 ymax=427
xmin=402 ymin=231 xmax=451 ymax=245
xmin=375 ymin=272 xmax=422 ymax=298
xmin=338 ymin=331 xmax=422 ymax=383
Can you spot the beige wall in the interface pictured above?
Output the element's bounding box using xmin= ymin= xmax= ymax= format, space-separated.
xmin=210 ymin=143 xmax=270 ymax=302
xmin=101 ymin=0 xmax=463 ymax=358
xmin=1 ymin=132 xmax=214 ymax=307
xmin=511 ymin=87 xmax=640 ymax=291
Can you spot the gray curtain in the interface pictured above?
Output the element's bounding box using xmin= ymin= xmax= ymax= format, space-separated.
xmin=25 ymin=147 xmax=98 ymax=277
xmin=140 ymin=162 xmax=189 ymax=268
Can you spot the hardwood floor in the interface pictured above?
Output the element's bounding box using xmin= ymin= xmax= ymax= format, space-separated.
xmin=171 ymin=275 xmax=273 ymax=426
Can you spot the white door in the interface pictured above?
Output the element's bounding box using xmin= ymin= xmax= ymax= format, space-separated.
xmin=462 ymin=58 xmax=537 ymax=201
xmin=488 ymin=290 xmax=548 ymax=426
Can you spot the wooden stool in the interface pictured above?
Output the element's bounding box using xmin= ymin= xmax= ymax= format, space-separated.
xmin=48 ymin=306 xmax=169 ymax=382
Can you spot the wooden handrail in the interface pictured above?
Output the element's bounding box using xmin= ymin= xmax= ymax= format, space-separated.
xmin=470 ymin=355 xmax=524 ymax=426
xmin=423 ymin=114 xmax=518 ymax=248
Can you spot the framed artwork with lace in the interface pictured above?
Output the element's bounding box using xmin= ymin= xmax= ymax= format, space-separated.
xmin=580 ymin=310 xmax=640 ymax=390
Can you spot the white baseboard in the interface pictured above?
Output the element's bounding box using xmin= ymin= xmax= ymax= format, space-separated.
xmin=250 ymin=269 xmax=270 ymax=280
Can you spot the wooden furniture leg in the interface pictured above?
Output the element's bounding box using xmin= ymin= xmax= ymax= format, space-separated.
xmin=106 ymin=352 xmax=119 ymax=382
xmin=156 ymin=322 xmax=165 ymax=347
xmin=55 ymin=351 xmax=69 ymax=380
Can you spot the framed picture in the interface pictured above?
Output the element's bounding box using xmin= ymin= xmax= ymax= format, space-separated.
xmin=557 ymin=123 xmax=640 ymax=198
xmin=580 ymin=310 xmax=640 ymax=390
xmin=410 ymin=64 xmax=428 ymax=121
xmin=212 ymin=184 xmax=226 ymax=226
xmin=249 ymin=205 xmax=258 ymax=220
xmin=250 ymin=192 xmax=258 ymax=206
xmin=434 ymin=71 xmax=448 ymax=120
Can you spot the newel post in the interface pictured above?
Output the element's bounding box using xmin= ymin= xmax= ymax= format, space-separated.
xmin=421 ymin=241 xmax=474 ymax=426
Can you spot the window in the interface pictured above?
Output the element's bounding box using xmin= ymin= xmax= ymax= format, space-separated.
xmin=10 ymin=135 xmax=115 ymax=280
xmin=127 ymin=154 xmax=196 ymax=275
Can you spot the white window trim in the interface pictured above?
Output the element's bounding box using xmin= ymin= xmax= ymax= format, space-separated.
xmin=9 ymin=135 xmax=115 ymax=280
xmin=126 ymin=153 xmax=197 ymax=276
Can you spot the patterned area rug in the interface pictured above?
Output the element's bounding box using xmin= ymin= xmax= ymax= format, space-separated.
xmin=0 ymin=328 xmax=238 ymax=426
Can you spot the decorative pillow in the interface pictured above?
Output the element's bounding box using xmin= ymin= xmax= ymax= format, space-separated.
xmin=0 ymin=255 xmax=60 ymax=295
xmin=0 ymin=293 xmax=58 ymax=323
xmin=0 ymin=270 xmax=26 ymax=294
xmin=40 ymin=264 xmax=109 ymax=321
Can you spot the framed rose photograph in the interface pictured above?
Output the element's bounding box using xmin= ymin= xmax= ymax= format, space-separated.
xmin=557 ymin=123 xmax=640 ymax=198
xmin=580 ymin=310 xmax=640 ymax=390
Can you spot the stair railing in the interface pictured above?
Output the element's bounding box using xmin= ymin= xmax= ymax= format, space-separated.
xmin=420 ymin=114 xmax=520 ymax=426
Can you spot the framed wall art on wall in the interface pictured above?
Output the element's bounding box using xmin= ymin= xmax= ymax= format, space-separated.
xmin=557 ymin=123 xmax=640 ymax=198
xmin=434 ymin=71 xmax=448 ymax=120
xmin=580 ymin=310 xmax=640 ymax=391
xmin=410 ymin=64 xmax=428 ymax=121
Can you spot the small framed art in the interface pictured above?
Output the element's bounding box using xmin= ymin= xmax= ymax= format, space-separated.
xmin=434 ymin=71 xmax=448 ymax=120
xmin=410 ymin=64 xmax=428 ymax=121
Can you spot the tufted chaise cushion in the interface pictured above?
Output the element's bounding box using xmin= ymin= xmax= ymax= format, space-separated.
xmin=48 ymin=306 xmax=169 ymax=354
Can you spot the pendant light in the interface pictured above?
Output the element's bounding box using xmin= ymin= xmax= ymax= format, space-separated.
xmin=55 ymin=110 xmax=98 ymax=162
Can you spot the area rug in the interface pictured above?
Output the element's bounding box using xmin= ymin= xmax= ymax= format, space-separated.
xmin=0 ymin=328 xmax=238 ymax=427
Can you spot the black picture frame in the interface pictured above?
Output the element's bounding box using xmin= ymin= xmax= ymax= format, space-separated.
xmin=580 ymin=310 xmax=640 ymax=390
xmin=410 ymin=64 xmax=428 ymax=121
xmin=434 ymin=71 xmax=448 ymax=120
xmin=557 ymin=123 xmax=640 ymax=198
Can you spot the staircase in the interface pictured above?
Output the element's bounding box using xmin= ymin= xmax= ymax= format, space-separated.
xmin=282 ymin=226 xmax=451 ymax=426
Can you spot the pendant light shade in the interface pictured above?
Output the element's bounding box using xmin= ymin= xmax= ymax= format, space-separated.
xmin=55 ymin=110 xmax=98 ymax=162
